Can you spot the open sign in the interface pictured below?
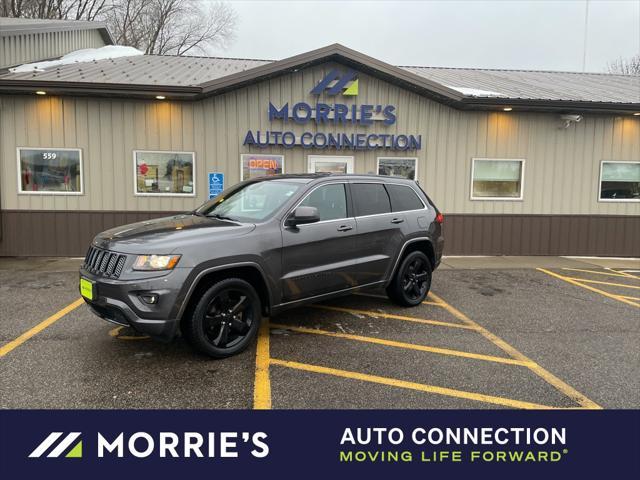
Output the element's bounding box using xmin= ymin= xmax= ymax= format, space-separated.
xmin=241 ymin=154 xmax=284 ymax=180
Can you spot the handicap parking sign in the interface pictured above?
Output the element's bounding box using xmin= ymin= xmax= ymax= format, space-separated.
xmin=208 ymin=172 xmax=224 ymax=199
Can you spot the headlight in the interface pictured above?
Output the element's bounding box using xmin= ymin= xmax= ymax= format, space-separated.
xmin=133 ymin=254 xmax=181 ymax=271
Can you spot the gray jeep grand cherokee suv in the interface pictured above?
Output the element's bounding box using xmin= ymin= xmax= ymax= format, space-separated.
xmin=79 ymin=174 xmax=444 ymax=358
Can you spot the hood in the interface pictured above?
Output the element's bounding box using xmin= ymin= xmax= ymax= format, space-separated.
xmin=93 ymin=214 xmax=255 ymax=254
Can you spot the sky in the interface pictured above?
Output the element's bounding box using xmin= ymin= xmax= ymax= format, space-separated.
xmin=218 ymin=0 xmax=640 ymax=72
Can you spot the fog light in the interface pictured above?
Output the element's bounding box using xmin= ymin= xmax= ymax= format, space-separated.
xmin=139 ymin=293 xmax=159 ymax=305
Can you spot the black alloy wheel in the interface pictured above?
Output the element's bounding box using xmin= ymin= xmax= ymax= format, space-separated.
xmin=184 ymin=278 xmax=261 ymax=358
xmin=387 ymin=250 xmax=432 ymax=307
xmin=204 ymin=289 xmax=252 ymax=348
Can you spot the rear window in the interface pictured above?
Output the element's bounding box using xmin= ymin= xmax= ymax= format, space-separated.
xmin=386 ymin=184 xmax=424 ymax=212
xmin=351 ymin=183 xmax=391 ymax=216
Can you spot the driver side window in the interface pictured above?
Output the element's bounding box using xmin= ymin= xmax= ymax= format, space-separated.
xmin=299 ymin=184 xmax=347 ymax=221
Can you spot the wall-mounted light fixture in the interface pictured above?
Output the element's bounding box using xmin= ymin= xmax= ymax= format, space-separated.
xmin=502 ymin=107 xmax=513 ymax=112
xmin=35 ymin=91 xmax=46 ymax=95
xmin=155 ymin=95 xmax=166 ymax=100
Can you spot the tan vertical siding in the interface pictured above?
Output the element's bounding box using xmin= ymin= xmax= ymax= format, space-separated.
xmin=0 ymin=62 xmax=639 ymax=218
xmin=1 ymin=29 xmax=106 ymax=69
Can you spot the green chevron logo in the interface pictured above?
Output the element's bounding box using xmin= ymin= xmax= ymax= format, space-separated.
xmin=29 ymin=432 xmax=83 ymax=458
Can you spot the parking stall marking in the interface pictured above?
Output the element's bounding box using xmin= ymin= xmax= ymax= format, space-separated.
xmin=269 ymin=323 xmax=531 ymax=366
xmin=269 ymin=359 xmax=557 ymax=410
xmin=254 ymin=288 xmax=602 ymax=410
xmin=538 ymin=268 xmax=640 ymax=309
xmin=609 ymin=269 xmax=640 ymax=280
xmin=253 ymin=319 xmax=272 ymax=410
xmin=0 ymin=298 xmax=84 ymax=358
xmin=311 ymin=305 xmax=477 ymax=330
xmin=428 ymin=292 xmax=602 ymax=410
xmin=563 ymin=277 xmax=640 ymax=290
xmin=561 ymin=268 xmax=635 ymax=279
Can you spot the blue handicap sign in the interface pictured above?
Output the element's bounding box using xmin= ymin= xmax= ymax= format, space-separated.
xmin=208 ymin=172 xmax=224 ymax=199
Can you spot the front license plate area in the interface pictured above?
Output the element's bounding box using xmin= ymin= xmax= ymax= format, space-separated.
xmin=80 ymin=277 xmax=96 ymax=300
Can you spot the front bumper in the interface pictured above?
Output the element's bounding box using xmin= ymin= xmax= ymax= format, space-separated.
xmin=79 ymin=267 xmax=192 ymax=340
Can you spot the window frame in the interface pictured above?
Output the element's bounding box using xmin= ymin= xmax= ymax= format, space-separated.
xmin=470 ymin=157 xmax=525 ymax=201
xmin=17 ymin=147 xmax=84 ymax=196
xmin=240 ymin=154 xmax=285 ymax=181
xmin=307 ymin=155 xmax=354 ymax=174
xmin=598 ymin=160 xmax=640 ymax=203
xmin=376 ymin=157 xmax=418 ymax=180
xmin=133 ymin=149 xmax=196 ymax=197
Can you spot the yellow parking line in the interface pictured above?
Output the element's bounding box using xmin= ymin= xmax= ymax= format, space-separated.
xmin=0 ymin=298 xmax=84 ymax=357
xmin=429 ymin=290 xmax=602 ymax=409
xmin=565 ymin=277 xmax=640 ymax=290
xmin=270 ymin=358 xmax=558 ymax=410
xmin=608 ymin=269 xmax=640 ymax=280
xmin=270 ymin=323 xmax=528 ymax=366
xmin=561 ymin=268 xmax=633 ymax=278
xmin=253 ymin=319 xmax=272 ymax=410
xmin=311 ymin=305 xmax=475 ymax=330
xmin=538 ymin=269 xmax=640 ymax=309
xmin=422 ymin=300 xmax=445 ymax=306
xmin=619 ymin=295 xmax=640 ymax=301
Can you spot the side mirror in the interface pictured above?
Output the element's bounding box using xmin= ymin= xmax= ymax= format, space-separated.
xmin=286 ymin=206 xmax=320 ymax=227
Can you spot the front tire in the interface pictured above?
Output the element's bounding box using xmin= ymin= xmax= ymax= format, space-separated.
xmin=387 ymin=251 xmax=432 ymax=307
xmin=183 ymin=278 xmax=261 ymax=358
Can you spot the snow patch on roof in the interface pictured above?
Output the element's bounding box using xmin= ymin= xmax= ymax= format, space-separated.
xmin=445 ymin=86 xmax=506 ymax=97
xmin=9 ymin=46 xmax=143 ymax=73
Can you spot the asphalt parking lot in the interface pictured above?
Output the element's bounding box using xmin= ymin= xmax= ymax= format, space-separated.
xmin=1 ymin=256 xmax=638 ymax=409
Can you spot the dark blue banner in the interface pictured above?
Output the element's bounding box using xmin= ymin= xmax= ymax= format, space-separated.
xmin=1 ymin=410 xmax=638 ymax=479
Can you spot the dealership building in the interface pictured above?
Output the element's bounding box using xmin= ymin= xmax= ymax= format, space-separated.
xmin=0 ymin=18 xmax=638 ymax=257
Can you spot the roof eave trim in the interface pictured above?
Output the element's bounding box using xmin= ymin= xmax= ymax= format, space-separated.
xmin=0 ymin=79 xmax=200 ymax=98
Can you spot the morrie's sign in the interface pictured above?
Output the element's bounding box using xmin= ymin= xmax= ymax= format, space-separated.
xmin=243 ymin=69 xmax=422 ymax=151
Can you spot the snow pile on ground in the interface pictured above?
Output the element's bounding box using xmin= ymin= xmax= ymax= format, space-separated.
xmin=445 ymin=86 xmax=506 ymax=97
xmin=10 ymin=46 xmax=144 ymax=73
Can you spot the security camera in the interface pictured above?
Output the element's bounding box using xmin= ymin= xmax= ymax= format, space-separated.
xmin=559 ymin=114 xmax=583 ymax=129
xmin=560 ymin=114 xmax=583 ymax=123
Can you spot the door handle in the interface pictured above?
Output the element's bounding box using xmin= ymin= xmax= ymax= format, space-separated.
xmin=390 ymin=218 xmax=404 ymax=224
xmin=337 ymin=225 xmax=353 ymax=232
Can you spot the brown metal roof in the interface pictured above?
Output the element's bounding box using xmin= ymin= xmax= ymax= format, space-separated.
xmin=0 ymin=43 xmax=637 ymax=111
xmin=0 ymin=17 xmax=114 ymax=44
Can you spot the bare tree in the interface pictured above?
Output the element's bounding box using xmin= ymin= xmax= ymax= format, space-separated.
xmin=1 ymin=0 xmax=237 ymax=56
xmin=607 ymin=54 xmax=640 ymax=75
xmin=106 ymin=0 xmax=237 ymax=55
xmin=1 ymin=0 xmax=109 ymax=20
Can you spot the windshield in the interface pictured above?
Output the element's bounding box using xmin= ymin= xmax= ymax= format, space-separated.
xmin=194 ymin=180 xmax=302 ymax=222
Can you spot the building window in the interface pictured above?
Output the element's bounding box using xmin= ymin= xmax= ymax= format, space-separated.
xmin=134 ymin=150 xmax=195 ymax=196
xmin=241 ymin=154 xmax=284 ymax=180
xmin=18 ymin=147 xmax=83 ymax=195
xmin=377 ymin=157 xmax=417 ymax=180
xmin=471 ymin=158 xmax=524 ymax=200
xmin=599 ymin=161 xmax=640 ymax=201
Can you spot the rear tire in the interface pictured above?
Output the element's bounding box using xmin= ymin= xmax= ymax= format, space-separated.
xmin=387 ymin=251 xmax=432 ymax=307
xmin=183 ymin=278 xmax=261 ymax=358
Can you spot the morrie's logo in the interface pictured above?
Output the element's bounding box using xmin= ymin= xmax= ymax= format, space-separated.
xmin=311 ymin=69 xmax=359 ymax=96
xmin=29 ymin=432 xmax=83 ymax=459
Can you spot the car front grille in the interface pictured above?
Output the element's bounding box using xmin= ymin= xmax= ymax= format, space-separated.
xmin=83 ymin=246 xmax=127 ymax=278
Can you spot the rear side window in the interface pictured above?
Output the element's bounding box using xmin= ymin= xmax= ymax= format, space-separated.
xmin=299 ymin=183 xmax=347 ymax=221
xmin=351 ymin=183 xmax=391 ymax=216
xmin=386 ymin=184 xmax=425 ymax=212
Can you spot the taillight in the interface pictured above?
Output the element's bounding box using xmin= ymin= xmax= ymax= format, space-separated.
xmin=435 ymin=212 xmax=444 ymax=224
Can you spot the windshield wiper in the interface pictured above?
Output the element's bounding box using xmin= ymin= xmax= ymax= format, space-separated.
xmin=207 ymin=213 xmax=238 ymax=222
xmin=190 ymin=210 xmax=205 ymax=217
